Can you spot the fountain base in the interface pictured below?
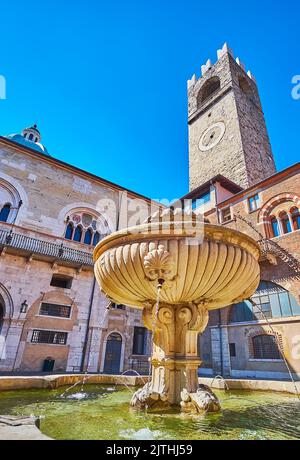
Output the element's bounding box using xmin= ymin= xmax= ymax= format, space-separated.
xmin=131 ymin=383 xmax=221 ymax=414
xmin=180 ymin=386 xmax=221 ymax=414
xmin=130 ymin=383 xmax=169 ymax=411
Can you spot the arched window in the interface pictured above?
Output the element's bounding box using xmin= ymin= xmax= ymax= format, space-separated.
xmin=73 ymin=225 xmax=83 ymax=242
xmin=64 ymin=212 xmax=108 ymax=245
xmin=270 ymin=216 xmax=279 ymax=237
xmin=261 ymin=195 xmax=300 ymax=238
xmin=252 ymin=335 xmax=281 ymax=360
xmin=229 ymin=280 xmax=300 ymax=323
xmin=28 ymin=133 xmax=34 ymax=141
xmin=197 ymin=77 xmax=221 ymax=106
xmin=279 ymin=211 xmax=292 ymax=234
xmin=0 ymin=204 xmax=11 ymax=223
xmin=84 ymin=228 xmax=93 ymax=245
xmin=291 ymin=207 xmax=300 ymax=231
xmin=65 ymin=222 xmax=74 ymax=240
xmin=92 ymin=232 xmax=100 ymax=247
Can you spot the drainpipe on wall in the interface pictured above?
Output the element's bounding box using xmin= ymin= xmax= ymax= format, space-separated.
xmin=80 ymin=276 xmax=97 ymax=373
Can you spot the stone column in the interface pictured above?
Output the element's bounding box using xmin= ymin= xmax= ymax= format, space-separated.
xmin=131 ymin=302 xmax=209 ymax=408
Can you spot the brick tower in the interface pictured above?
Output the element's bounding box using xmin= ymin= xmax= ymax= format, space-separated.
xmin=188 ymin=43 xmax=276 ymax=191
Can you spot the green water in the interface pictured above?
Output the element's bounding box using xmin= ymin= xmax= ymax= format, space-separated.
xmin=0 ymin=385 xmax=299 ymax=440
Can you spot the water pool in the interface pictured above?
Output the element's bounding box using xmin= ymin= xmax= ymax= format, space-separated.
xmin=0 ymin=385 xmax=299 ymax=440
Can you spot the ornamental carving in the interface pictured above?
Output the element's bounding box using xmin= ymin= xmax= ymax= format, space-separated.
xmin=143 ymin=245 xmax=176 ymax=285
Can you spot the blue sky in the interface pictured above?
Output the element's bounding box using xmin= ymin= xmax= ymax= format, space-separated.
xmin=0 ymin=0 xmax=299 ymax=201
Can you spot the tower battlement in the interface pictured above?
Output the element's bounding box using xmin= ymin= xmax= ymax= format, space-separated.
xmin=187 ymin=43 xmax=256 ymax=90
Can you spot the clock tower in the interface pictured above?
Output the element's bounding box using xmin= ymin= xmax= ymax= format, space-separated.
xmin=187 ymin=43 xmax=276 ymax=191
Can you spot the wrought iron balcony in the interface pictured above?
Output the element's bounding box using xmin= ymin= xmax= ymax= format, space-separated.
xmin=0 ymin=227 xmax=94 ymax=267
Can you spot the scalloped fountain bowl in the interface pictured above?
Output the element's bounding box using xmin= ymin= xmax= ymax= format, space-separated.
xmin=94 ymin=214 xmax=261 ymax=413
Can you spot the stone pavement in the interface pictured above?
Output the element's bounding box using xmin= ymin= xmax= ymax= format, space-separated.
xmin=0 ymin=415 xmax=51 ymax=440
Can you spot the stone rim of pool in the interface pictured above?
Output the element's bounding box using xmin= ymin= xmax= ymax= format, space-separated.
xmin=0 ymin=378 xmax=299 ymax=440
xmin=0 ymin=374 xmax=300 ymax=440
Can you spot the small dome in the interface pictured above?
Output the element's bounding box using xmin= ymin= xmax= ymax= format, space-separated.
xmin=6 ymin=124 xmax=50 ymax=156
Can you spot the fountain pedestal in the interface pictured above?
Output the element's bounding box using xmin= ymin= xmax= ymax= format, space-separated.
xmin=130 ymin=302 xmax=220 ymax=412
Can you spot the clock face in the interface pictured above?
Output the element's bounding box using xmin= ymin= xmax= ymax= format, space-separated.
xmin=199 ymin=122 xmax=226 ymax=152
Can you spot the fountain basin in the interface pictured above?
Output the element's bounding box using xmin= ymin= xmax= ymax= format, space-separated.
xmin=94 ymin=217 xmax=261 ymax=411
xmin=93 ymin=223 xmax=260 ymax=309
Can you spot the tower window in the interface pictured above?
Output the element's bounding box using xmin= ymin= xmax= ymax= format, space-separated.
xmin=197 ymin=77 xmax=221 ymax=106
xmin=248 ymin=194 xmax=260 ymax=212
xmin=28 ymin=133 xmax=34 ymax=141
xmin=0 ymin=203 xmax=11 ymax=223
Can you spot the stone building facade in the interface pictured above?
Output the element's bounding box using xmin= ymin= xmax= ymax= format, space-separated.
xmin=0 ymin=125 xmax=157 ymax=374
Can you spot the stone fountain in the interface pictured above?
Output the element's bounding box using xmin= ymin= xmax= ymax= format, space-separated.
xmin=93 ymin=209 xmax=260 ymax=414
